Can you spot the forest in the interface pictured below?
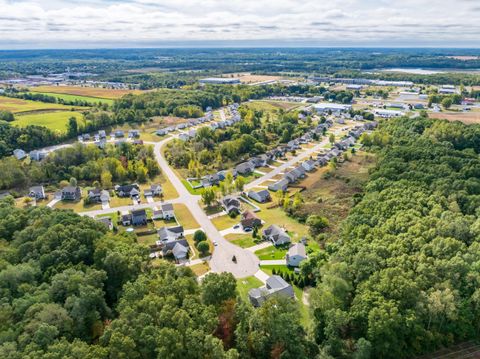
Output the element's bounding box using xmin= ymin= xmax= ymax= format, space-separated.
xmin=0 ymin=199 xmax=311 ymax=358
xmin=307 ymin=116 xmax=480 ymax=358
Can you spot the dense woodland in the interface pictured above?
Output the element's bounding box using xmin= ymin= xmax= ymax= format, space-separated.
xmin=307 ymin=116 xmax=480 ymax=358
xmin=0 ymin=200 xmax=310 ymax=358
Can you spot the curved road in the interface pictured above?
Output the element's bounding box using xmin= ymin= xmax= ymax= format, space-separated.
xmin=153 ymin=137 xmax=260 ymax=278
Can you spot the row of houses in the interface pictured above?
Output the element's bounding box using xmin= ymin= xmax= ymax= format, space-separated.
xmin=151 ymin=225 xmax=189 ymax=261
xmin=120 ymin=202 xmax=174 ymax=227
xmin=155 ymin=111 xmax=215 ymax=136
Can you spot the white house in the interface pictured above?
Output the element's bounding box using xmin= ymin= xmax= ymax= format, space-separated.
xmin=286 ymin=243 xmax=308 ymax=267
xmin=301 ymin=160 xmax=316 ymax=172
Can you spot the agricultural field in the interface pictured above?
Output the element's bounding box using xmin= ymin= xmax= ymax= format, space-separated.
xmin=0 ymin=96 xmax=75 ymax=113
xmin=28 ymin=92 xmax=114 ymax=106
xmin=429 ymin=110 xmax=480 ymax=124
xmin=13 ymin=110 xmax=86 ymax=132
xmin=245 ymin=100 xmax=304 ymax=112
xmin=30 ymin=85 xmax=143 ymax=99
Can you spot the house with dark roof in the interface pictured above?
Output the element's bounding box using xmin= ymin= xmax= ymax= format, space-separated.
xmin=248 ymin=275 xmax=295 ymax=307
xmin=115 ymin=184 xmax=140 ymax=198
xmin=241 ymin=210 xmax=262 ymax=230
xmin=301 ymin=160 xmax=316 ymax=172
xmin=221 ymin=196 xmax=241 ymax=215
xmin=263 ymin=224 xmax=291 ymax=246
xmin=28 ymin=186 xmax=46 ymax=200
xmin=96 ymin=217 xmax=113 ymax=230
xmin=161 ymin=239 xmax=189 ymax=261
xmin=61 ymin=186 xmax=81 ymax=201
xmin=247 ymin=189 xmax=271 ymax=203
xmin=131 ymin=209 xmax=148 ymax=226
xmin=128 ymin=130 xmax=140 ymax=138
xmin=286 ymin=243 xmax=308 ymax=267
xmin=235 ymin=161 xmax=255 ymax=176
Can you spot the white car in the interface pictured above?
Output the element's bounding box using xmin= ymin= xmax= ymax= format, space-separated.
xmin=212 ymin=240 xmax=218 ymax=246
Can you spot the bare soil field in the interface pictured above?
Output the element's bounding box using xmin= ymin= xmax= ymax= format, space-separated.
xmin=31 ymin=85 xmax=143 ymax=99
xmin=223 ymin=73 xmax=285 ymax=84
xmin=430 ymin=111 xmax=480 ymax=125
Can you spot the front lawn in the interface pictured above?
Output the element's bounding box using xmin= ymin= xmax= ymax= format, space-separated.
xmin=211 ymin=213 xmax=239 ymax=231
xmin=255 ymin=245 xmax=288 ymax=260
xmin=190 ymin=262 xmax=210 ymax=276
xmin=225 ymin=233 xmax=258 ymax=248
xmin=174 ymin=203 xmax=200 ymax=229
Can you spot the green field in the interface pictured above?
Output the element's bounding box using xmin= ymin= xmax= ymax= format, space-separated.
xmin=13 ymin=111 xmax=85 ymax=132
xmin=29 ymin=92 xmax=114 ymax=106
xmin=0 ymin=96 xmax=75 ymax=113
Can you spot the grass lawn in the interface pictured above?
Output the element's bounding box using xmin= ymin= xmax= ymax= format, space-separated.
xmin=225 ymin=233 xmax=258 ymax=248
xmin=14 ymin=111 xmax=86 ymax=132
xmin=190 ymin=262 xmax=210 ymax=276
xmin=0 ymin=95 xmax=77 ymax=113
xmin=54 ymin=199 xmax=101 ymax=212
xmin=109 ymin=195 xmax=133 ymax=208
xmin=174 ymin=203 xmax=200 ymax=229
xmin=255 ymin=245 xmax=288 ymax=260
xmin=27 ymin=92 xmax=114 ymax=106
xmin=255 ymin=204 xmax=309 ymax=242
xmin=181 ymin=179 xmax=204 ymax=195
xmin=260 ymin=264 xmax=294 ymax=275
xmin=136 ymin=232 xmax=158 ymax=246
xmin=237 ymin=276 xmax=264 ymax=300
xmin=211 ymin=213 xmax=240 ymax=231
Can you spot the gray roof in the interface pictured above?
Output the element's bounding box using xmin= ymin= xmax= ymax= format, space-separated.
xmin=287 ymin=243 xmax=307 ymax=258
xmin=161 ymin=203 xmax=174 ymax=211
xmin=266 ymin=275 xmax=290 ymax=290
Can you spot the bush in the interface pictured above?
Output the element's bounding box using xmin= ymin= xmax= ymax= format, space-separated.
xmin=196 ymin=241 xmax=209 ymax=255
xmin=193 ymin=230 xmax=207 ymax=243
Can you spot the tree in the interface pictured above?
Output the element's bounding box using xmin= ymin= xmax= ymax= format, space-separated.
xmin=329 ymin=133 xmax=335 ymax=144
xmin=196 ymin=241 xmax=210 ymax=256
xmin=193 ymin=230 xmax=207 ymax=243
xmin=67 ymin=117 xmax=79 ymax=137
xmin=201 ymin=187 xmax=216 ymax=208
xmin=201 ymin=273 xmax=237 ymax=306
xmin=0 ymin=110 xmax=14 ymax=122
xmin=69 ymin=177 xmax=78 ymax=187
xmin=101 ymin=170 xmax=112 ymax=189
xmin=234 ymin=176 xmax=246 ymax=192
xmin=441 ymin=97 xmax=453 ymax=109
xmin=306 ymin=215 xmax=329 ymax=236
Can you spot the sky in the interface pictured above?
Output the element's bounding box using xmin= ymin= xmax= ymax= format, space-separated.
xmin=0 ymin=0 xmax=479 ymax=49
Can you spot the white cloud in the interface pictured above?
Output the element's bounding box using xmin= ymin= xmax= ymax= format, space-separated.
xmin=0 ymin=0 xmax=478 ymax=47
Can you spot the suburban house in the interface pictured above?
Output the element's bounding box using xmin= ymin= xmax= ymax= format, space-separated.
xmin=29 ymin=150 xmax=48 ymax=162
xmin=301 ymin=160 xmax=316 ymax=172
xmin=98 ymin=130 xmax=106 ymax=139
xmin=286 ymin=243 xmax=308 ymax=267
xmin=115 ymin=184 xmax=140 ymax=198
xmin=221 ymin=196 xmax=241 ymax=215
xmin=158 ymin=225 xmax=184 ymax=242
xmin=248 ymin=275 xmax=295 ymax=307
xmin=235 ymin=161 xmax=255 ymax=176
xmin=268 ymin=178 xmax=289 ymax=192
xmin=247 ymin=189 xmax=271 ymax=203
xmin=28 ymin=186 xmax=46 ymax=200
xmin=96 ymin=217 xmax=113 ymax=230
xmin=121 ymin=211 xmax=132 ymax=226
xmin=263 ymin=224 xmax=291 ymax=246
xmin=61 ymin=186 xmax=81 ymax=201
xmin=284 ymin=167 xmax=305 ymax=183
xmin=241 ymin=210 xmax=262 ymax=230
xmin=128 ymin=130 xmax=140 ymax=138
xmin=131 ymin=209 xmax=148 ymax=226
xmin=114 ymin=130 xmax=125 ymax=138
xmin=144 ymin=184 xmax=162 ymax=197
xmin=13 ymin=149 xmax=27 ymax=160
xmin=161 ymin=239 xmax=189 ymax=261
xmin=87 ymin=188 xmax=110 ymax=203
xmin=152 ymin=203 xmax=175 ymax=220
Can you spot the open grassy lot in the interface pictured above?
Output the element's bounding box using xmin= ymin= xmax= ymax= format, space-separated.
xmin=212 ymin=213 xmax=239 ymax=231
xmin=255 ymin=245 xmax=288 ymax=260
xmin=255 ymin=204 xmax=309 ymax=242
xmin=173 ymin=203 xmax=199 ymax=229
xmin=13 ymin=111 xmax=86 ymax=132
xmin=54 ymin=198 xmax=101 ymax=212
xmin=31 ymin=85 xmax=143 ymax=99
xmin=429 ymin=110 xmax=480 ymax=125
xmin=28 ymin=92 xmax=114 ymax=106
xmin=0 ymin=96 xmax=76 ymax=113
xmin=236 ymin=276 xmax=264 ymax=300
xmin=245 ymin=100 xmax=303 ymax=112
xmin=189 ymin=262 xmax=210 ymax=276
xmin=225 ymin=233 xmax=259 ymax=248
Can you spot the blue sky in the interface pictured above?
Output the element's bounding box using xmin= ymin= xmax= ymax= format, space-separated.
xmin=0 ymin=0 xmax=479 ymax=48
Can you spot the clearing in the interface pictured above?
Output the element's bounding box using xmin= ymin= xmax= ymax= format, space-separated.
xmin=245 ymin=100 xmax=304 ymax=112
xmin=13 ymin=111 xmax=86 ymax=132
xmin=429 ymin=111 xmax=480 ymax=125
xmin=30 ymin=85 xmax=143 ymax=99
xmin=0 ymin=96 xmax=76 ymax=113
xmin=29 ymin=92 xmax=114 ymax=106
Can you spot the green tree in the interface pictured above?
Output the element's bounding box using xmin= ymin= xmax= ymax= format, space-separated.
xmin=201 ymin=187 xmax=216 ymax=208
xmin=193 ymin=230 xmax=207 ymax=243
xmin=201 ymin=273 xmax=237 ymax=306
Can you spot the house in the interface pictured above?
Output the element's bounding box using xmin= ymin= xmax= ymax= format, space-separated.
xmin=87 ymin=188 xmax=110 ymax=203
xmin=312 ymin=103 xmax=352 ymax=114
xmin=128 ymin=130 xmax=140 ymax=138
xmin=156 ymin=128 xmax=168 ymax=136
xmin=144 ymin=184 xmax=162 ymax=197
xmin=158 ymin=225 xmax=184 ymax=242
xmin=201 ymin=173 xmax=221 ymax=188
xmin=268 ymin=178 xmax=289 ymax=192
xmin=61 ymin=186 xmax=81 ymax=201
xmin=263 ymin=224 xmax=291 ymax=246
xmin=248 ymin=189 xmax=271 ymax=203
xmin=115 ymin=184 xmax=140 ymax=198
xmin=131 ymin=209 xmax=147 ymax=226
xmin=301 ymin=160 xmax=316 ymax=172
xmin=114 ymin=130 xmax=125 ymax=138
xmin=248 ymin=275 xmax=295 ymax=307
xmin=98 ymin=130 xmax=106 ymax=139
xmin=235 ymin=161 xmax=255 ymax=176
xmin=96 ymin=217 xmax=113 ymax=230
xmin=152 ymin=203 xmax=175 ymax=220
xmin=221 ymin=196 xmax=241 ymax=215
xmin=29 ymin=150 xmax=48 ymax=161
xmin=13 ymin=149 xmax=27 ymax=160
xmin=28 ymin=186 xmax=46 ymax=200
xmin=121 ymin=212 xmax=132 ymax=226
xmin=161 ymin=239 xmax=189 ymax=260
xmin=178 ymin=133 xmax=190 ymax=141
xmin=286 ymin=243 xmax=308 ymax=267
xmin=241 ymin=211 xmax=262 ymax=230
xmin=95 ymin=139 xmax=107 ymax=149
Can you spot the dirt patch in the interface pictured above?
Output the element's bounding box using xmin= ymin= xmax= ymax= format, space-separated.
xmin=429 ymin=111 xmax=480 ymax=125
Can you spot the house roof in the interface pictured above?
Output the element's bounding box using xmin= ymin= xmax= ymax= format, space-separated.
xmin=62 ymin=186 xmax=79 ymax=193
xmin=131 ymin=209 xmax=146 ymax=217
xmin=29 ymin=185 xmax=44 ymax=193
xmin=161 ymin=203 xmax=174 ymax=211
xmin=287 ymin=243 xmax=307 ymax=258
xmin=266 ymin=275 xmax=290 ymax=290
